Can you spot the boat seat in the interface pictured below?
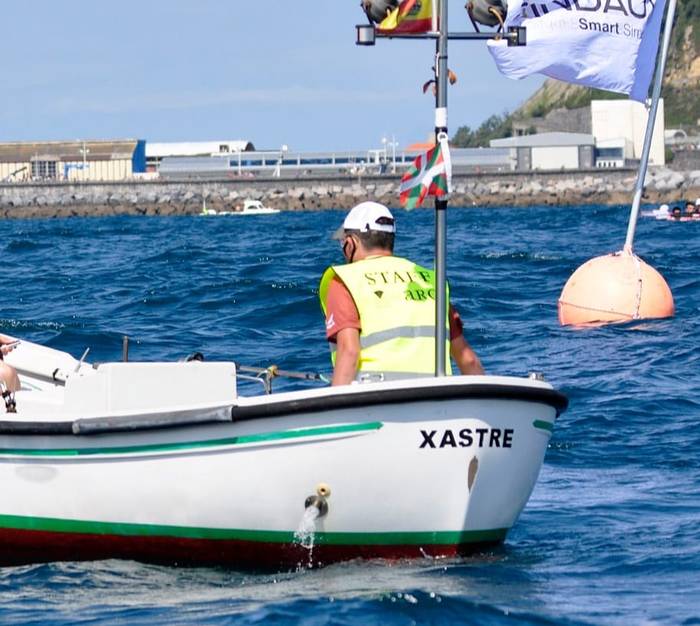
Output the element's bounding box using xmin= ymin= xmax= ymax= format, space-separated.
xmin=63 ymin=362 xmax=238 ymax=415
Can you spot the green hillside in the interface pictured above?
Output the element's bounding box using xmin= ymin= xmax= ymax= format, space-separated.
xmin=452 ymin=1 xmax=700 ymax=147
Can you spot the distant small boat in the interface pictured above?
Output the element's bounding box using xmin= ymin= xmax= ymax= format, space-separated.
xmin=640 ymin=205 xmax=672 ymax=220
xmin=238 ymin=200 xmax=280 ymax=215
xmin=664 ymin=215 xmax=700 ymax=222
xmin=201 ymin=200 xmax=279 ymax=217
xmin=641 ymin=203 xmax=700 ymax=221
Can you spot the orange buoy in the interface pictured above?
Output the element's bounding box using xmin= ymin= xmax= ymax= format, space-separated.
xmin=558 ymin=250 xmax=674 ymax=326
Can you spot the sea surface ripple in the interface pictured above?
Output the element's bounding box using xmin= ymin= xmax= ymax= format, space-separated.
xmin=0 ymin=205 xmax=698 ymax=625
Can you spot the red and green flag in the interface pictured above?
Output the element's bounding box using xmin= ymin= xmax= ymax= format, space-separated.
xmin=399 ymin=136 xmax=452 ymax=210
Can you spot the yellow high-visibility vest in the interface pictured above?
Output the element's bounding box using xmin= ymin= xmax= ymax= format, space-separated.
xmin=319 ymin=255 xmax=451 ymax=377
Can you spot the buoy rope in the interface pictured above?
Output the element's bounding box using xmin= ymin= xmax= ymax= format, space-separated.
xmin=631 ymin=252 xmax=643 ymax=320
xmin=557 ymin=299 xmax=635 ymax=320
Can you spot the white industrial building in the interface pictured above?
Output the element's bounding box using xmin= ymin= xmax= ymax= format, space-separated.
xmin=489 ymin=100 xmax=666 ymax=170
xmin=146 ymin=140 xmax=255 ymax=171
xmin=591 ymin=99 xmax=665 ymax=166
xmin=490 ymin=133 xmax=595 ymax=171
xmin=0 ymin=140 xmax=146 ymax=182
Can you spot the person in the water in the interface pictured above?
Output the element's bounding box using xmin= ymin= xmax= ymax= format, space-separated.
xmin=319 ymin=201 xmax=483 ymax=386
xmin=0 ymin=335 xmax=20 ymax=396
xmin=671 ymin=206 xmax=683 ymax=220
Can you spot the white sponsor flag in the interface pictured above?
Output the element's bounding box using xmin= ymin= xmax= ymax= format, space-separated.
xmin=487 ymin=0 xmax=666 ymax=102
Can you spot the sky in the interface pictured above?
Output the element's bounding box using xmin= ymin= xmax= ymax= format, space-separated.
xmin=0 ymin=1 xmax=544 ymax=152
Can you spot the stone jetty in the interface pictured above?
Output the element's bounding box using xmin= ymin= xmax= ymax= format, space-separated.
xmin=1 ymin=167 xmax=699 ymax=219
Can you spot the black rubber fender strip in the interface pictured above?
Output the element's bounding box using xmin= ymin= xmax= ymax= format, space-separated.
xmin=0 ymin=420 xmax=74 ymax=435
xmin=0 ymin=408 xmax=232 ymax=436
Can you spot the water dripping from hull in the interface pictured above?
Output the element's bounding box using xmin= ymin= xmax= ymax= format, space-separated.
xmin=293 ymin=505 xmax=321 ymax=569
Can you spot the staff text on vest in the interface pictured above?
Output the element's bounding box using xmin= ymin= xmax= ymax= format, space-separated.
xmin=364 ymin=270 xmax=433 ymax=285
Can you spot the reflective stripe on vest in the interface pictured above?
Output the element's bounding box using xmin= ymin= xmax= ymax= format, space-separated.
xmin=319 ymin=255 xmax=451 ymax=375
xmin=361 ymin=325 xmax=436 ymax=349
xmin=328 ymin=325 xmax=436 ymax=352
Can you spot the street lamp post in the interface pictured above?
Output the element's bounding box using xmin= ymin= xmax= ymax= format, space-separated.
xmin=274 ymin=144 xmax=288 ymax=178
xmin=79 ymin=142 xmax=90 ymax=181
xmin=381 ymin=136 xmax=398 ymax=174
xmin=390 ymin=135 xmax=397 ymax=173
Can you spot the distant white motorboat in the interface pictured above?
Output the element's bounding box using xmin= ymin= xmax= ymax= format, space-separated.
xmin=201 ymin=200 xmax=280 ymax=217
xmin=239 ymin=199 xmax=280 ymax=215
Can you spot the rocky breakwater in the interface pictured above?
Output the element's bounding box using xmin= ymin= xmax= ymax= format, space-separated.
xmin=1 ymin=168 xmax=699 ymax=219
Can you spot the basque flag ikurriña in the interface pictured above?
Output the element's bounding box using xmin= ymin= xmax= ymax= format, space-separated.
xmin=399 ymin=136 xmax=452 ymax=210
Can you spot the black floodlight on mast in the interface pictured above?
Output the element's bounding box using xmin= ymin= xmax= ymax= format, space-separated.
xmin=355 ymin=0 xmax=526 ymax=377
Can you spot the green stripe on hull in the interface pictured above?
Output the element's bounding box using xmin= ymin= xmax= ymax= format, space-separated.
xmin=532 ymin=420 xmax=554 ymax=433
xmin=0 ymin=422 xmax=383 ymax=458
xmin=0 ymin=513 xmax=507 ymax=546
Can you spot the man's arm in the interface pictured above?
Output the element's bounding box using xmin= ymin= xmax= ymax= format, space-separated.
xmin=450 ymin=334 xmax=484 ymax=375
xmin=0 ymin=335 xmax=19 ymax=357
xmin=332 ymin=327 xmax=361 ymax=386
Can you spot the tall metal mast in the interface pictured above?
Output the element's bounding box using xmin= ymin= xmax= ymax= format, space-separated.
xmin=434 ymin=0 xmax=449 ymax=376
xmin=623 ymin=0 xmax=678 ymax=253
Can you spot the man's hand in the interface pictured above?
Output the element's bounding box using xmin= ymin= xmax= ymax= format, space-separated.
xmin=450 ymin=334 xmax=484 ymax=375
xmin=0 ymin=336 xmax=19 ymax=357
xmin=331 ymin=328 xmax=361 ymax=386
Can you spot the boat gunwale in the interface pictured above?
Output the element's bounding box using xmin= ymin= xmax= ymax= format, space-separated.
xmin=0 ymin=379 xmax=567 ymax=437
xmin=232 ymin=381 xmax=568 ymax=419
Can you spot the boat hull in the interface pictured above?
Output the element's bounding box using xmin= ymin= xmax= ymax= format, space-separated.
xmin=0 ymin=378 xmax=564 ymax=569
xmin=0 ymin=525 xmax=504 ymax=569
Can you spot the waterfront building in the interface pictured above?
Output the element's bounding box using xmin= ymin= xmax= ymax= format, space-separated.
xmin=157 ymin=146 xmax=515 ymax=180
xmin=591 ymin=99 xmax=665 ymax=166
xmin=490 ymin=133 xmax=596 ymax=171
xmin=508 ymin=99 xmax=667 ymax=169
xmin=145 ymin=141 xmax=255 ymax=172
xmin=0 ymin=140 xmax=146 ymax=182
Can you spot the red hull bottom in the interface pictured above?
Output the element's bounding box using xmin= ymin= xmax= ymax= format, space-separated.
xmin=0 ymin=529 xmax=502 ymax=570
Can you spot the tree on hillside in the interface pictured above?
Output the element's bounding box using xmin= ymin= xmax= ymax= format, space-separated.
xmin=451 ymin=113 xmax=512 ymax=147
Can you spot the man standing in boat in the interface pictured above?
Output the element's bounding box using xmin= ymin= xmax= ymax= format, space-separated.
xmin=320 ymin=202 xmax=483 ymax=386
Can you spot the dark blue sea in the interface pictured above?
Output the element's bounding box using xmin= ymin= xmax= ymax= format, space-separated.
xmin=0 ymin=205 xmax=698 ymax=625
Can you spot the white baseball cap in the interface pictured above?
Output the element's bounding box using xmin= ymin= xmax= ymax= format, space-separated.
xmin=332 ymin=201 xmax=395 ymax=239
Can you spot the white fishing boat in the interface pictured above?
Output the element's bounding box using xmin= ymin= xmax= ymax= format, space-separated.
xmin=0 ymin=340 xmax=566 ymax=568
xmin=0 ymin=1 xmax=569 ymax=570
